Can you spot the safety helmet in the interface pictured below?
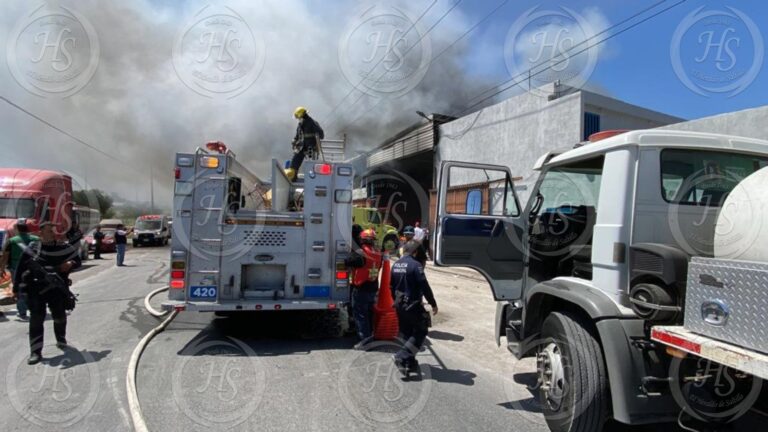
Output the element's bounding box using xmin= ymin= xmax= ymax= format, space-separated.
xmin=293 ymin=106 xmax=307 ymax=119
xmin=360 ymin=228 xmax=376 ymax=244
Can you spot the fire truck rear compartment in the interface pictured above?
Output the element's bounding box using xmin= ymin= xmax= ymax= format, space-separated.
xmin=241 ymin=264 xmax=287 ymax=298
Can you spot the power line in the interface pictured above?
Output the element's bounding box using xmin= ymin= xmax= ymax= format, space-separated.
xmin=455 ymin=0 xmax=688 ymax=117
xmin=335 ymin=0 xmax=510 ymax=135
xmin=0 ymin=95 xmax=143 ymax=173
xmin=324 ymin=0 xmax=439 ymax=122
xmin=465 ymin=0 xmax=667 ymax=106
xmin=326 ymin=0 xmax=465 ymax=132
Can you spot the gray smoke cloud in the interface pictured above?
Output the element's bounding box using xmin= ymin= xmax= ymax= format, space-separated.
xmin=0 ymin=0 xmax=501 ymax=207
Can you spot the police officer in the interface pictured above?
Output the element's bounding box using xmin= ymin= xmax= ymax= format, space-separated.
xmin=345 ymin=226 xmax=382 ymax=350
xmin=92 ymin=225 xmax=105 ymax=259
xmin=15 ymin=221 xmax=81 ymax=365
xmin=390 ymin=240 xmax=438 ymax=375
xmin=0 ymin=218 xmax=39 ymax=320
xmin=400 ymin=225 xmax=427 ymax=266
xmin=286 ymin=106 xmax=324 ymax=180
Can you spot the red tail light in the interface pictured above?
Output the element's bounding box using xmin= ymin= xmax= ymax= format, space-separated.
xmin=174 ymin=167 xmax=181 ymax=179
xmin=336 ymin=271 xmax=348 ymax=279
xmin=170 ymin=280 xmax=185 ymax=289
xmin=314 ymin=163 xmax=332 ymax=175
xmin=328 ymin=303 xmax=337 ymax=310
xmin=274 ymin=304 xmax=282 ymax=310
xmin=171 ymin=270 xmax=185 ymax=279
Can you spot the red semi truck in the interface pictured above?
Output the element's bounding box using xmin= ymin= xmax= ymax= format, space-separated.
xmin=0 ymin=168 xmax=99 ymax=258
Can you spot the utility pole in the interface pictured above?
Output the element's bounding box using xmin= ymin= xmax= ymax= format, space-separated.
xmin=150 ymin=166 xmax=155 ymax=213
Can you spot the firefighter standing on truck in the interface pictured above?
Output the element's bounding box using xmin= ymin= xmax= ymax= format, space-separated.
xmin=345 ymin=226 xmax=382 ymax=350
xmin=390 ymin=240 xmax=438 ymax=375
xmin=286 ymin=106 xmax=324 ymax=180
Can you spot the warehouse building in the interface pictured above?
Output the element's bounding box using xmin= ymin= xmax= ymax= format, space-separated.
xmin=352 ymin=82 xmax=684 ymax=233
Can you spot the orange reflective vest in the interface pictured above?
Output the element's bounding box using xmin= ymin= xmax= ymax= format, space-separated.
xmin=351 ymin=244 xmax=383 ymax=287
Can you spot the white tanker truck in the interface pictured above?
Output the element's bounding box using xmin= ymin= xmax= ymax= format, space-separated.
xmin=433 ymin=130 xmax=768 ymax=432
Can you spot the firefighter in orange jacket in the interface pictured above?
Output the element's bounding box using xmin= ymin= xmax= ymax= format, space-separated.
xmin=345 ymin=226 xmax=382 ymax=349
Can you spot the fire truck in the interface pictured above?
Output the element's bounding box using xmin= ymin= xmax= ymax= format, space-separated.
xmin=162 ymin=142 xmax=354 ymax=333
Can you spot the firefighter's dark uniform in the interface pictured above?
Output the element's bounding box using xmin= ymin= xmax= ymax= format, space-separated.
xmin=15 ymin=241 xmax=81 ymax=355
xmin=290 ymin=114 xmax=324 ymax=173
xmin=346 ymin=243 xmax=382 ymax=341
xmin=390 ymin=254 xmax=437 ymax=367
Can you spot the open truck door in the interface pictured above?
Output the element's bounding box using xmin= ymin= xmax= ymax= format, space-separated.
xmin=435 ymin=161 xmax=527 ymax=301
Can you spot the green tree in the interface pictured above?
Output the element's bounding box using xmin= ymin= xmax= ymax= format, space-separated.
xmin=73 ymin=189 xmax=115 ymax=218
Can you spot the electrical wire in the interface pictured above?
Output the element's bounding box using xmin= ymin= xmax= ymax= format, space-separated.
xmin=455 ymin=0 xmax=688 ymax=117
xmin=324 ymin=0 xmax=440 ymax=122
xmin=325 ymin=0 xmax=464 ymax=131
xmin=332 ymin=0 xmax=510 ymax=135
xmin=0 ymin=95 xmax=144 ymax=173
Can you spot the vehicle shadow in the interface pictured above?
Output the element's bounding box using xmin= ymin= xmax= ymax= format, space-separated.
xmin=176 ymin=311 xmax=358 ymax=357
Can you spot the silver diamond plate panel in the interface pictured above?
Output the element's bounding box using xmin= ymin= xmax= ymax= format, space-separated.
xmin=684 ymin=257 xmax=768 ymax=354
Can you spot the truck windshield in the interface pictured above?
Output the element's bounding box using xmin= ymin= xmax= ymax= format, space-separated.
xmin=136 ymin=220 xmax=162 ymax=230
xmin=661 ymin=150 xmax=768 ymax=206
xmin=0 ymin=198 xmax=35 ymax=219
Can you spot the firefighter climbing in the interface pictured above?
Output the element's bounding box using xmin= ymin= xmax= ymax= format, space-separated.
xmin=287 ymin=106 xmax=324 ymax=180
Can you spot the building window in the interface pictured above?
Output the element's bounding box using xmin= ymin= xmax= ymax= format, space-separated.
xmin=583 ymin=112 xmax=601 ymax=140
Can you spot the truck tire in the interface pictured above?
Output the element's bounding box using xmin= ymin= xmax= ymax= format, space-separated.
xmin=538 ymin=311 xmax=609 ymax=432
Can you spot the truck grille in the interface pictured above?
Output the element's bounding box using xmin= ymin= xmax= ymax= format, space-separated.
xmin=244 ymin=230 xmax=287 ymax=246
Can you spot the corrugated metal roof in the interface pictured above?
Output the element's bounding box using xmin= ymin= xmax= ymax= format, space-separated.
xmin=367 ymin=123 xmax=435 ymax=167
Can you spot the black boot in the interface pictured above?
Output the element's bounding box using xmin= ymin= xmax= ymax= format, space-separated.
xmin=28 ymin=352 xmax=42 ymax=365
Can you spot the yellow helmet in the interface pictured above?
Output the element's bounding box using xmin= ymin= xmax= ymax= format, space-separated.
xmin=293 ymin=106 xmax=307 ymax=119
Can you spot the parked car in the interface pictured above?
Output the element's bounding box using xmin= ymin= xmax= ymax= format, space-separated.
xmin=84 ymin=227 xmax=117 ymax=253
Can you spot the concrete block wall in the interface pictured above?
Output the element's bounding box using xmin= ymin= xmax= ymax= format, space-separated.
xmin=659 ymin=105 xmax=768 ymax=141
xmin=437 ymin=83 xmax=582 ymax=205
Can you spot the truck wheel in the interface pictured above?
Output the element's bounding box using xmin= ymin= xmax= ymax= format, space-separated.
xmin=538 ymin=312 xmax=609 ymax=432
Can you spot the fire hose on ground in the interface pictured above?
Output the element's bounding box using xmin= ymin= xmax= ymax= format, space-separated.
xmin=127 ymin=285 xmax=178 ymax=432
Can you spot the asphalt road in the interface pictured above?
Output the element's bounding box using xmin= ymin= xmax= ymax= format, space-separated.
xmin=0 ymin=246 xmax=760 ymax=431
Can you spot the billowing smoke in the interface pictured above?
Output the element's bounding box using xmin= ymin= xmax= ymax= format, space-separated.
xmin=0 ymin=0 xmax=501 ymax=207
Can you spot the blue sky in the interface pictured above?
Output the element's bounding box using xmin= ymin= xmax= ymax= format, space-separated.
xmin=456 ymin=0 xmax=768 ymax=120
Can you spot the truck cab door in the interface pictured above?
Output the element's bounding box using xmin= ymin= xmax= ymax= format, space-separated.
xmin=435 ymin=161 xmax=527 ymax=301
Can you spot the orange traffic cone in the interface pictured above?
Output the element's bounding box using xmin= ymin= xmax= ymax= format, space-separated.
xmin=374 ymin=256 xmax=399 ymax=340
